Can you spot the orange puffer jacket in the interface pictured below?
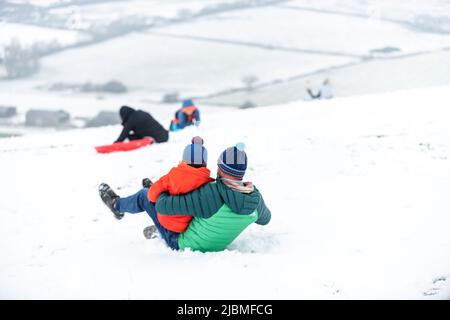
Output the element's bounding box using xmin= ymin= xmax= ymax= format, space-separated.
xmin=148 ymin=162 xmax=214 ymax=233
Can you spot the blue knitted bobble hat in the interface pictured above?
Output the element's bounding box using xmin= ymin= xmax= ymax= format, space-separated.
xmin=182 ymin=136 xmax=207 ymax=165
xmin=217 ymin=142 xmax=247 ymax=179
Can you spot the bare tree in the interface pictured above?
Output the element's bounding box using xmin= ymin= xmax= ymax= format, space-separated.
xmin=3 ymin=39 xmax=39 ymax=79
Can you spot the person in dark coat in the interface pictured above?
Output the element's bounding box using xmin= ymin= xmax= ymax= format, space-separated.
xmin=115 ymin=106 xmax=169 ymax=143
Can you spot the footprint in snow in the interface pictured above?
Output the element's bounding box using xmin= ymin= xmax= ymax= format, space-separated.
xmin=423 ymin=276 xmax=448 ymax=297
xmin=323 ymin=282 xmax=341 ymax=295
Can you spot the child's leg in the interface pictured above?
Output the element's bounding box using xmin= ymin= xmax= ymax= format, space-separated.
xmin=142 ymin=199 xmax=180 ymax=250
xmin=116 ymin=188 xmax=179 ymax=250
xmin=115 ymin=188 xmax=149 ymax=213
xmin=307 ymin=88 xmax=319 ymax=99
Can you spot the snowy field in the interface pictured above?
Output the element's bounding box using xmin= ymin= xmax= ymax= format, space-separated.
xmin=285 ymin=0 xmax=450 ymax=30
xmin=48 ymin=0 xmax=227 ymax=28
xmin=27 ymin=32 xmax=352 ymax=99
xmin=202 ymin=49 xmax=450 ymax=107
xmin=158 ymin=5 xmax=450 ymax=56
xmin=0 ymin=86 xmax=449 ymax=299
xmin=0 ymin=22 xmax=90 ymax=49
xmin=1 ymin=0 xmax=450 ymax=300
xmin=1 ymin=0 xmax=450 ymax=119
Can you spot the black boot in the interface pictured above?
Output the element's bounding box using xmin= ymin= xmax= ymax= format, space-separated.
xmin=98 ymin=183 xmax=124 ymax=220
xmin=143 ymin=225 xmax=158 ymax=239
xmin=142 ymin=178 xmax=153 ymax=189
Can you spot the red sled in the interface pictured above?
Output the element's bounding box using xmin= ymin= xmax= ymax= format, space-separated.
xmin=95 ymin=138 xmax=154 ymax=154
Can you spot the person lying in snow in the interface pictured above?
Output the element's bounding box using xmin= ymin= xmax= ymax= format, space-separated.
xmin=306 ymin=78 xmax=333 ymax=100
xmin=115 ymin=105 xmax=169 ymax=143
xmin=147 ymin=136 xmax=214 ymax=233
xmin=169 ymin=99 xmax=200 ymax=132
xmin=98 ymin=142 xmax=271 ymax=252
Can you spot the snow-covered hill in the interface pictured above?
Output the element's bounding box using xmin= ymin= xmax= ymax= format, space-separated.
xmin=2 ymin=0 xmax=450 ymax=115
xmin=1 ymin=86 xmax=449 ymax=299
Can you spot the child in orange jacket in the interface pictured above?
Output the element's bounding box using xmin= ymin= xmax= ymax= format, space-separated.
xmin=147 ymin=136 xmax=214 ymax=233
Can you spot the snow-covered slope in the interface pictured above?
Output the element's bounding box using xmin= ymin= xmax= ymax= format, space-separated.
xmin=0 ymin=22 xmax=89 ymax=49
xmin=30 ymin=32 xmax=352 ymax=99
xmin=159 ymin=5 xmax=450 ymax=56
xmin=1 ymin=86 xmax=449 ymax=299
xmin=2 ymin=0 xmax=450 ymax=115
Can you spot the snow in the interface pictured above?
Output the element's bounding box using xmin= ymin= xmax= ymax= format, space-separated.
xmin=0 ymin=22 xmax=89 ymax=50
xmin=2 ymin=0 xmax=450 ymax=112
xmin=284 ymin=0 xmax=450 ymax=26
xmin=26 ymin=32 xmax=351 ymax=100
xmin=159 ymin=6 xmax=450 ymax=56
xmin=2 ymin=0 xmax=449 ymax=115
xmin=48 ymin=0 xmax=226 ymax=27
xmin=1 ymin=85 xmax=450 ymax=299
xmin=5 ymin=0 xmax=71 ymax=7
xmin=202 ymin=49 xmax=450 ymax=107
xmin=1 ymin=0 xmax=450 ymax=299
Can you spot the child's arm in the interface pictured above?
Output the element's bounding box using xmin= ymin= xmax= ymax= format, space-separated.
xmin=147 ymin=175 xmax=169 ymax=203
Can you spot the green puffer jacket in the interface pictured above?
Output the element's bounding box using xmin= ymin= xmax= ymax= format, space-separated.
xmin=156 ymin=179 xmax=271 ymax=252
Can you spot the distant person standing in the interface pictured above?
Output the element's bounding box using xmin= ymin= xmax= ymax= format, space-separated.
xmin=307 ymin=78 xmax=333 ymax=100
xmin=115 ymin=106 xmax=169 ymax=143
xmin=169 ymin=99 xmax=201 ymax=132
